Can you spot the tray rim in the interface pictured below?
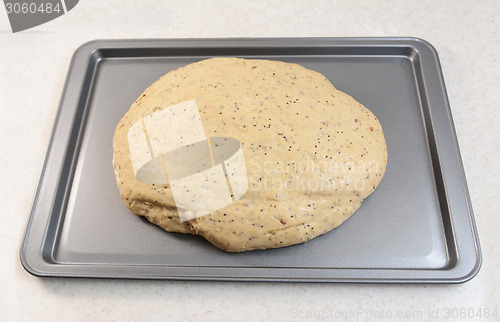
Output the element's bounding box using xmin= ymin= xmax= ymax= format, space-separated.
xmin=20 ymin=37 xmax=482 ymax=283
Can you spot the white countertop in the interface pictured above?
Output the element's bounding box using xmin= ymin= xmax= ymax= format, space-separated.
xmin=1 ymin=1 xmax=499 ymax=321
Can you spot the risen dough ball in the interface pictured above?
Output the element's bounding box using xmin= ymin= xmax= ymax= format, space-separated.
xmin=112 ymin=58 xmax=387 ymax=252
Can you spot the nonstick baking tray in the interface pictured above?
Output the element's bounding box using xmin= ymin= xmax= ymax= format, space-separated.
xmin=21 ymin=38 xmax=481 ymax=283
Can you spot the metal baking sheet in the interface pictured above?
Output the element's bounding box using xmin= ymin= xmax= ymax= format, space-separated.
xmin=21 ymin=38 xmax=481 ymax=283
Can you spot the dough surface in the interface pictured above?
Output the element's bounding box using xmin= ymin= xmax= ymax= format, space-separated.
xmin=112 ymin=57 xmax=387 ymax=252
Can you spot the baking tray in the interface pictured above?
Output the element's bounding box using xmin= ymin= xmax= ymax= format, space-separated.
xmin=21 ymin=38 xmax=481 ymax=283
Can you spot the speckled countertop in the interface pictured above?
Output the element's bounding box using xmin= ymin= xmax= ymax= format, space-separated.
xmin=1 ymin=1 xmax=499 ymax=321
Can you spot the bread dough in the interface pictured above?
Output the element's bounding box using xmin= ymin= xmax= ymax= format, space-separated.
xmin=112 ymin=57 xmax=387 ymax=252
